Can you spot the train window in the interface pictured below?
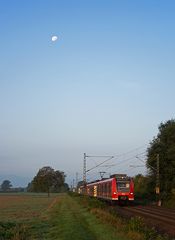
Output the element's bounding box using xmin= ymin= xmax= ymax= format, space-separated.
xmin=117 ymin=180 xmax=130 ymax=192
xmin=91 ymin=186 xmax=94 ymax=194
xmin=108 ymin=182 xmax=111 ymax=195
xmin=109 ymin=183 xmax=111 ymax=194
xmin=106 ymin=183 xmax=108 ymax=194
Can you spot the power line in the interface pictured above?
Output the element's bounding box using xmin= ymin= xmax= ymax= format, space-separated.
xmin=86 ymin=156 xmax=114 ymax=172
xmin=83 ymin=143 xmax=149 ymax=182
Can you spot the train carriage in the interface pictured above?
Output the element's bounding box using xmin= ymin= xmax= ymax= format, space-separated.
xmin=80 ymin=174 xmax=134 ymax=203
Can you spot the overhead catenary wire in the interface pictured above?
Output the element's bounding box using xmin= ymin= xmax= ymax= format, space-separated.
xmin=86 ymin=148 xmax=147 ymax=173
xmin=84 ymin=144 xmax=149 ymax=182
xmin=100 ymin=151 xmax=147 ymax=171
xmin=86 ymin=156 xmax=114 ymax=172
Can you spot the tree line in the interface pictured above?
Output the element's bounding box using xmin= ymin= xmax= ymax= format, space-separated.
xmin=134 ymin=119 xmax=175 ymax=207
xmin=0 ymin=167 xmax=69 ymax=196
xmin=0 ymin=180 xmax=12 ymax=191
xmin=0 ymin=180 xmax=25 ymax=192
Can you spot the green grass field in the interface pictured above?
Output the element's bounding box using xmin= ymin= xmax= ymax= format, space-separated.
xmin=0 ymin=193 xmax=170 ymax=240
xmin=0 ymin=193 xmax=128 ymax=240
xmin=0 ymin=193 xmax=58 ymax=239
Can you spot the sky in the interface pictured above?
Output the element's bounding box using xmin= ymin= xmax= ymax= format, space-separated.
xmin=0 ymin=0 xmax=175 ymax=187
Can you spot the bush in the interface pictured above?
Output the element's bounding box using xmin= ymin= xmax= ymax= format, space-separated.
xmin=0 ymin=221 xmax=28 ymax=240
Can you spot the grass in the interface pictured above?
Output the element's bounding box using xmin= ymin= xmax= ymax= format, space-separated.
xmin=44 ymin=194 xmax=127 ymax=240
xmin=0 ymin=193 xmax=55 ymax=221
xmin=0 ymin=193 xmax=127 ymax=240
xmin=0 ymin=192 xmax=172 ymax=240
xmin=71 ymin=193 xmax=172 ymax=240
xmin=0 ymin=193 xmax=58 ymax=239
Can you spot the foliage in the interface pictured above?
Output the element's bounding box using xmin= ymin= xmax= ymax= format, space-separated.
xmin=127 ymin=217 xmax=145 ymax=233
xmin=73 ymin=194 xmax=170 ymax=240
xmin=147 ymin=119 xmax=175 ymax=201
xmin=29 ymin=166 xmax=66 ymax=196
xmin=1 ymin=180 xmax=12 ymax=191
xmin=163 ymin=188 xmax=175 ymax=208
xmin=0 ymin=221 xmax=28 ymax=240
xmin=59 ymin=183 xmax=69 ymax=192
xmin=77 ymin=181 xmax=84 ymax=188
xmin=134 ymin=174 xmax=148 ymax=196
xmin=133 ymin=174 xmax=154 ymax=202
xmin=26 ymin=182 xmax=33 ymax=192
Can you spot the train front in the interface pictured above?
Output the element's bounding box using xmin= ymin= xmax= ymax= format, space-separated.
xmin=113 ymin=174 xmax=134 ymax=202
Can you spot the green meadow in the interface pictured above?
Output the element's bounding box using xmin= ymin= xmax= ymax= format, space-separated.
xmin=0 ymin=193 xmax=128 ymax=240
xmin=0 ymin=193 xmax=170 ymax=240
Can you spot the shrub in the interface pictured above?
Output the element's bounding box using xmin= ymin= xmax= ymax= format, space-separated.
xmin=0 ymin=221 xmax=28 ymax=240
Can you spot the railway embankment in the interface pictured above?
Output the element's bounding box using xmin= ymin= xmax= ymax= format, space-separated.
xmin=115 ymin=204 xmax=175 ymax=238
xmin=72 ymin=193 xmax=173 ymax=240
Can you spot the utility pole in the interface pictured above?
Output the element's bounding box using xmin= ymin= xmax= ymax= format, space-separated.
xmin=156 ymin=154 xmax=160 ymax=192
xmin=76 ymin=172 xmax=78 ymax=188
xmin=83 ymin=153 xmax=86 ymax=184
xmin=156 ymin=153 xmax=161 ymax=206
xmin=83 ymin=153 xmax=114 ymax=184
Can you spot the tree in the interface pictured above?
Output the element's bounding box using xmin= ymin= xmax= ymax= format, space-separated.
xmin=26 ymin=182 xmax=33 ymax=192
xmin=147 ymin=119 xmax=175 ymax=200
xmin=30 ymin=166 xmax=66 ymax=197
xmin=1 ymin=180 xmax=12 ymax=191
xmin=133 ymin=174 xmax=152 ymax=200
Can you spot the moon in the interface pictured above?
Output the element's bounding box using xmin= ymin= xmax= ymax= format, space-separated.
xmin=51 ymin=36 xmax=58 ymax=42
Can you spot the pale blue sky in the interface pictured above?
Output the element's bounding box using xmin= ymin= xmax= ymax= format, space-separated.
xmin=0 ymin=1 xmax=175 ymax=186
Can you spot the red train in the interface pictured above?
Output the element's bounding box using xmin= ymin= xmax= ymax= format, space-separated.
xmin=78 ymin=174 xmax=134 ymax=203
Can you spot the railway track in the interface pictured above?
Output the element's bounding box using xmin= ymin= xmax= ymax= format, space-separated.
xmin=116 ymin=205 xmax=175 ymax=237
